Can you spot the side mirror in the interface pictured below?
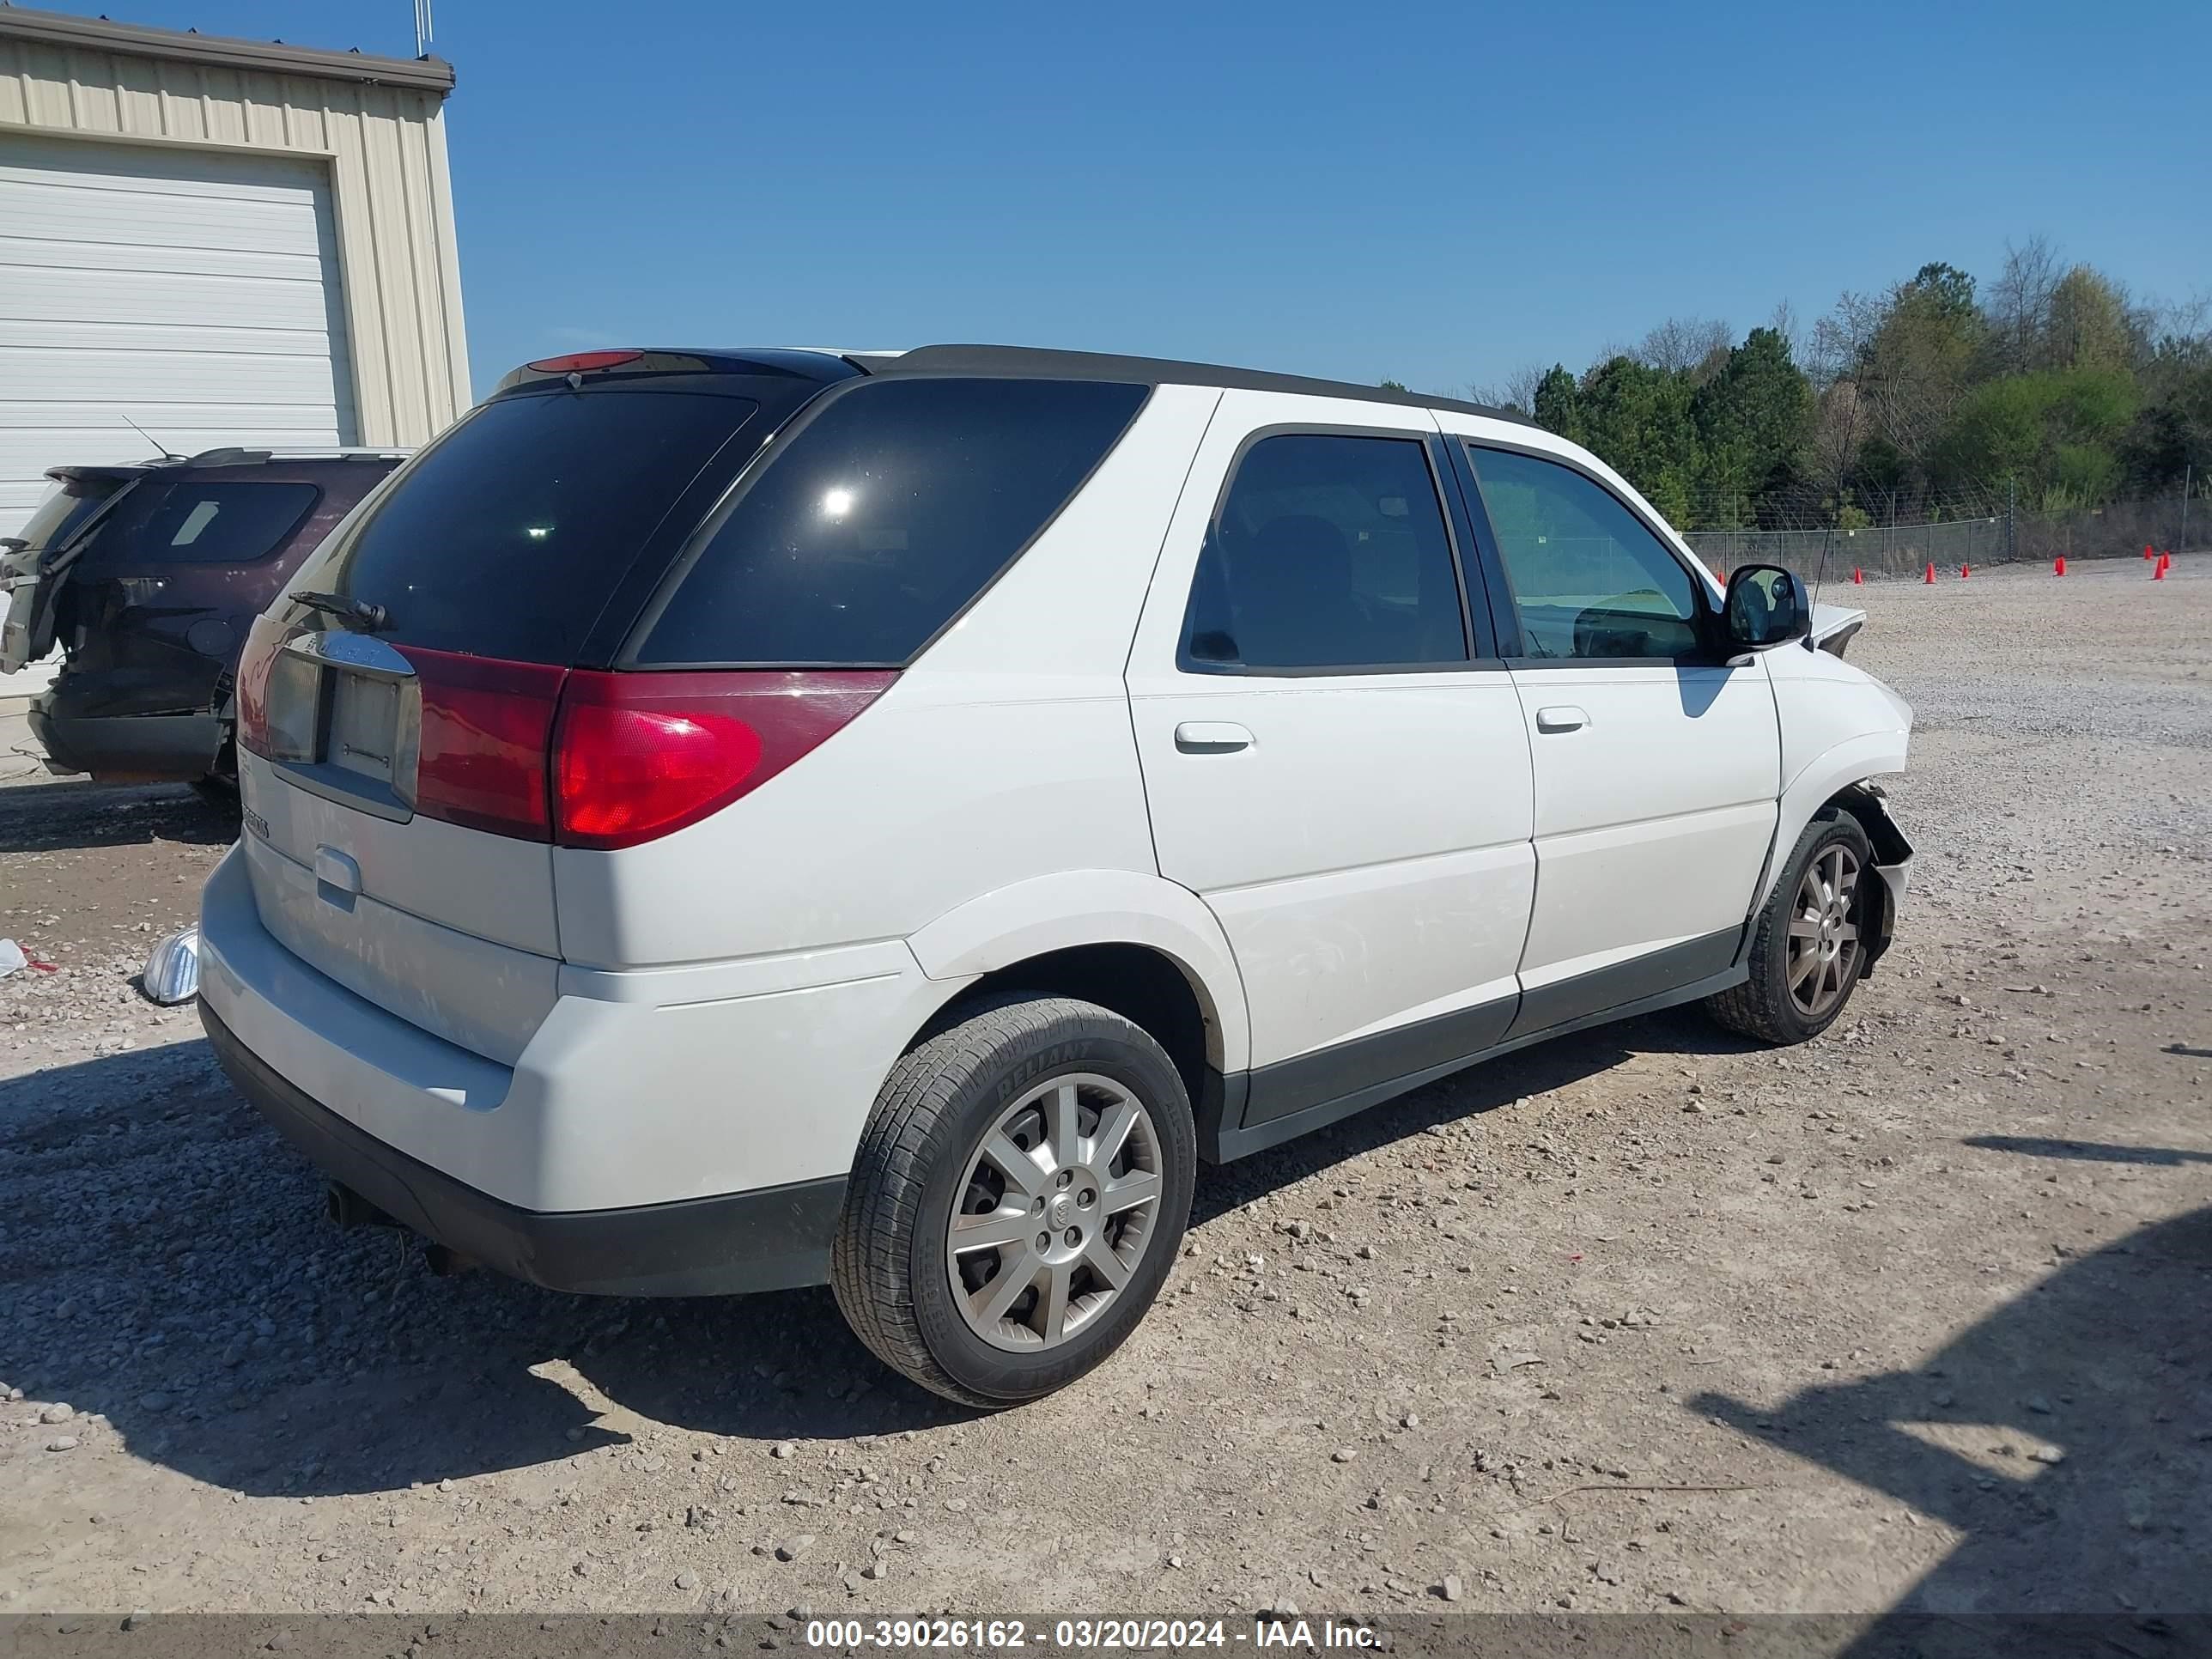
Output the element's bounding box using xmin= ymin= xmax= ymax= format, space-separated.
xmin=1723 ymin=564 xmax=1809 ymax=651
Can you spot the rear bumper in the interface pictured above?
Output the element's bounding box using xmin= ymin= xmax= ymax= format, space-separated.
xmin=27 ymin=700 xmax=222 ymax=779
xmin=203 ymin=999 xmax=846 ymax=1297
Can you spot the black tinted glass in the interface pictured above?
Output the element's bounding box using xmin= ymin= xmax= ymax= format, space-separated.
xmin=13 ymin=477 xmax=124 ymax=553
xmin=1183 ymin=434 xmax=1465 ymax=671
xmin=312 ymin=390 xmax=757 ymax=664
xmin=637 ymin=377 xmax=1147 ymax=666
xmin=126 ymin=482 xmax=319 ymax=564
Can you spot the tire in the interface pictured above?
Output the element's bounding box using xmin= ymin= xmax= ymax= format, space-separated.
xmin=831 ymin=994 xmax=1196 ymax=1408
xmin=1707 ymin=808 xmax=1875 ymax=1045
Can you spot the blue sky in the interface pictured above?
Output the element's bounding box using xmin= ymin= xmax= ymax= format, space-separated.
xmin=33 ymin=0 xmax=2212 ymax=399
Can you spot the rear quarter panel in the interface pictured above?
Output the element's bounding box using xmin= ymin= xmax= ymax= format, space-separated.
xmin=551 ymin=385 xmax=1226 ymax=973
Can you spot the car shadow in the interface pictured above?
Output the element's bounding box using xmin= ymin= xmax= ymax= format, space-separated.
xmin=1963 ymin=1134 xmax=2212 ymax=1169
xmin=1194 ymin=1003 xmax=1762 ymax=1225
xmin=0 ymin=776 xmax=237 ymax=851
xmin=0 ymin=1005 xmax=1759 ymax=1498
xmin=1690 ymin=1198 xmax=2212 ymax=1630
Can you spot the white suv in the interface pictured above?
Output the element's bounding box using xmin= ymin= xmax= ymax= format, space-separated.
xmin=198 ymin=345 xmax=1913 ymax=1406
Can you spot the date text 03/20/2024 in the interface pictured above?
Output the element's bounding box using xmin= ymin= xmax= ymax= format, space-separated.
xmin=802 ymin=1619 xmax=1384 ymax=1650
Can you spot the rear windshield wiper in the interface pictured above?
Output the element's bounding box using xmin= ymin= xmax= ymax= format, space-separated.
xmin=289 ymin=591 xmax=390 ymax=630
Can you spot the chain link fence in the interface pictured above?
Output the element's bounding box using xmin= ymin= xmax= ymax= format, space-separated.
xmin=1682 ymin=492 xmax=2198 ymax=578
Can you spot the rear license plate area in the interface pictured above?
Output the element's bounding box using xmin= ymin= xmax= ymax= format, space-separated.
xmin=265 ymin=630 xmax=421 ymax=821
xmin=328 ymin=672 xmax=400 ymax=787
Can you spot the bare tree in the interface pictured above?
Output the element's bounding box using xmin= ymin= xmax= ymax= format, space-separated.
xmin=1585 ymin=338 xmax=1638 ymax=374
xmin=1637 ymin=316 xmax=1734 ymax=375
xmin=1987 ymin=235 xmax=2063 ymax=372
xmin=1807 ymin=380 xmax=1870 ymax=510
xmin=1468 ymin=361 xmax=1549 ymax=414
xmin=1809 ymin=290 xmax=1883 ymax=386
xmin=1766 ymin=299 xmax=1804 ymax=363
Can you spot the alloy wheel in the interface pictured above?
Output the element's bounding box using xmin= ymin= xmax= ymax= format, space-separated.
xmin=945 ymin=1073 xmax=1164 ymax=1353
xmin=1787 ymin=843 xmax=1862 ymax=1018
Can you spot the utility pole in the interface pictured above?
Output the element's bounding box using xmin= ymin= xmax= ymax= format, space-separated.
xmin=2185 ymin=464 xmax=2195 ymax=557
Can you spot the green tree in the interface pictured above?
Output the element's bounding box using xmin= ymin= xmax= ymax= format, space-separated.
xmin=1692 ymin=327 xmax=1814 ymax=526
xmin=2045 ymin=266 xmax=2132 ymax=372
xmin=2120 ymin=334 xmax=2212 ymax=488
xmin=1529 ymin=364 xmax=1585 ymax=445
xmin=1936 ymin=367 xmax=2136 ymax=504
xmin=1576 ymin=356 xmax=1699 ymax=524
xmin=1857 ymin=264 xmax=1984 ymax=504
xmin=1378 ymin=378 xmax=1408 ymax=393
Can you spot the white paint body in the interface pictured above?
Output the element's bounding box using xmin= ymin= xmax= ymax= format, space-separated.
xmin=198 ymin=368 xmax=1913 ymax=1218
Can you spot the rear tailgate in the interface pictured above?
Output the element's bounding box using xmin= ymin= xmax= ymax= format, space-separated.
xmin=1 ymin=467 xmax=143 ymax=673
xmin=235 ymin=366 xmax=813 ymax=1060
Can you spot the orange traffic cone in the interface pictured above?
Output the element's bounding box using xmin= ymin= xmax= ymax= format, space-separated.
xmin=1852 ymin=568 xmax=1863 ymax=584
xmin=2154 ymin=557 xmax=2166 ymax=580
xmin=2145 ymin=544 xmax=2156 ymax=560
xmin=2054 ymin=556 xmax=2066 ymax=575
xmin=1960 ymin=564 xmax=1972 ymax=579
xmin=1923 ymin=562 xmax=1936 ymax=584
xmin=2160 ymin=551 xmax=2172 ymax=572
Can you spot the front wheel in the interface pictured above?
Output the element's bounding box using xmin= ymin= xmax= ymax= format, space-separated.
xmin=830 ymin=995 xmax=1195 ymax=1408
xmin=1707 ymin=809 xmax=1875 ymax=1044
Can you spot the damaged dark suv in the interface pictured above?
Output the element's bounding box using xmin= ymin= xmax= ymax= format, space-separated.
xmin=1 ymin=447 xmax=404 ymax=786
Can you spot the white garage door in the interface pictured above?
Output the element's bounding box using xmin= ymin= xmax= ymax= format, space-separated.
xmin=0 ymin=132 xmax=357 ymax=542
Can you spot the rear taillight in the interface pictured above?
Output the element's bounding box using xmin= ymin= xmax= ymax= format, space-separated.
xmin=234 ymin=616 xmax=285 ymax=759
xmin=398 ymin=647 xmax=567 ymax=840
xmin=550 ymin=671 xmax=895 ymax=851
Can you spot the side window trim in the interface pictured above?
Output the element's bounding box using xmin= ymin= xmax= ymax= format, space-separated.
xmin=1437 ymin=439 xmax=1522 ymax=660
xmin=1457 ymin=437 xmax=1718 ymax=668
xmin=1176 ymin=422 xmax=1493 ymax=678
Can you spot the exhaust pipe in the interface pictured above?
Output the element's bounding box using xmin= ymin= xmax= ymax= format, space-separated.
xmin=422 ymin=1243 xmax=479 ymax=1277
xmin=325 ymin=1182 xmax=397 ymax=1230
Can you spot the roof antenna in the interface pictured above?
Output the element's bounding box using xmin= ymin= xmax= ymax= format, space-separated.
xmin=413 ymin=0 xmax=434 ymax=57
xmin=1802 ymin=523 xmax=1836 ymax=649
xmin=119 ymin=412 xmax=182 ymax=463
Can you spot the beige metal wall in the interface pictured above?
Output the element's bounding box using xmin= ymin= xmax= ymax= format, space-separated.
xmin=0 ymin=39 xmax=470 ymax=447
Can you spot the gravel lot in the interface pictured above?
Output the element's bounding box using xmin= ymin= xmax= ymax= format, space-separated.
xmin=2 ymin=554 xmax=2206 ymax=1621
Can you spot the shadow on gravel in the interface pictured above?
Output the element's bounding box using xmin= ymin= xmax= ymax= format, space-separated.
xmin=1 ymin=1004 xmax=1758 ymax=1498
xmin=1195 ymin=1003 xmax=1763 ymax=1224
xmin=1692 ymin=1205 xmax=2212 ymax=1623
xmin=1963 ymin=1134 xmax=2212 ymax=1168
xmin=0 ymin=778 xmax=237 ymax=851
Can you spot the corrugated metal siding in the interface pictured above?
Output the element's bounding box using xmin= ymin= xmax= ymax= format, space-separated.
xmin=0 ymin=37 xmax=469 ymax=450
xmin=0 ymin=130 xmax=354 ymax=528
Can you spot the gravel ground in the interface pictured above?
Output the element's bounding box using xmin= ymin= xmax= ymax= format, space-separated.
xmin=1 ymin=553 xmax=2206 ymax=1620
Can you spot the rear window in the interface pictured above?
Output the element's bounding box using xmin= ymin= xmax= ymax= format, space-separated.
xmin=123 ymin=481 xmax=319 ymax=563
xmin=11 ymin=477 xmax=126 ymax=553
xmin=633 ymin=377 xmax=1149 ymax=666
xmin=307 ymin=389 xmax=759 ymax=664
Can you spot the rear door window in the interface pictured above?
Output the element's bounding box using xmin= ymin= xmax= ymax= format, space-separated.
xmin=633 ymin=377 xmax=1148 ymax=666
xmin=1182 ymin=433 xmax=1467 ymax=671
xmin=305 ymin=389 xmax=761 ymax=665
xmin=122 ymin=481 xmax=320 ymax=563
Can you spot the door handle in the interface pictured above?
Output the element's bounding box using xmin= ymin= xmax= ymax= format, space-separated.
xmin=1534 ymin=706 xmax=1588 ymax=734
xmin=1174 ymin=720 xmax=1253 ymax=753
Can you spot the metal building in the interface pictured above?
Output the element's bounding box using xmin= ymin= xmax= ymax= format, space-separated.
xmin=0 ymin=4 xmax=469 ymax=544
